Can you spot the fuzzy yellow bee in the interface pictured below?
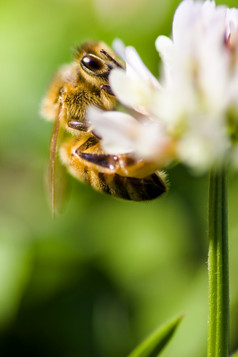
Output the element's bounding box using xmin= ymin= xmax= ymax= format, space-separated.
xmin=41 ymin=41 xmax=167 ymax=213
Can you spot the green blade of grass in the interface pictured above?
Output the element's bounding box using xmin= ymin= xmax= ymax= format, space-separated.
xmin=128 ymin=314 xmax=184 ymax=357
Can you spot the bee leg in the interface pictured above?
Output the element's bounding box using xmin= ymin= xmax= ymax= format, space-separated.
xmin=75 ymin=149 xmax=119 ymax=170
xmin=100 ymin=84 xmax=114 ymax=96
xmin=68 ymin=120 xmax=90 ymax=132
xmin=68 ymin=120 xmax=101 ymax=139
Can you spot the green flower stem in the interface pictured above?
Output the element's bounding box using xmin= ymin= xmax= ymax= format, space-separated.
xmin=207 ymin=169 xmax=229 ymax=357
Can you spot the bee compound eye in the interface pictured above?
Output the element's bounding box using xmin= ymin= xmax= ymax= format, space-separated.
xmin=81 ymin=54 xmax=104 ymax=72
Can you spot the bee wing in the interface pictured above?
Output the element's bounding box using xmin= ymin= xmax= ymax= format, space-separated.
xmin=48 ymin=103 xmax=69 ymax=216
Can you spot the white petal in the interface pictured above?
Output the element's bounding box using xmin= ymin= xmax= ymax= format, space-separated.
xmin=177 ymin=115 xmax=228 ymax=171
xmin=155 ymin=36 xmax=177 ymax=85
xmin=226 ymin=8 xmax=238 ymax=36
xmin=110 ymin=68 xmax=159 ymax=114
xmin=172 ymin=0 xmax=226 ymax=58
xmin=112 ymin=38 xmax=126 ymax=61
xmin=172 ymin=0 xmax=216 ymax=46
xmin=172 ymin=0 xmax=201 ymax=46
xmin=109 ymin=68 xmax=142 ymax=108
xmin=113 ymin=39 xmax=160 ymax=89
xmin=155 ymin=36 xmax=174 ymax=63
xmin=225 ymin=8 xmax=238 ymax=48
xmin=86 ymin=106 xmax=139 ymax=154
xmin=134 ymin=121 xmax=170 ymax=160
xmin=125 ymin=46 xmax=160 ymax=89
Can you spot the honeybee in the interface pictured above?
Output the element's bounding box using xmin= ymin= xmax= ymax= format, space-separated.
xmin=41 ymin=41 xmax=167 ymax=213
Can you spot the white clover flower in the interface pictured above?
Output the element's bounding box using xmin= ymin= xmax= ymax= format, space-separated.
xmin=156 ymin=1 xmax=229 ymax=121
xmin=88 ymin=0 xmax=238 ymax=174
xmin=156 ymin=0 xmax=238 ymax=171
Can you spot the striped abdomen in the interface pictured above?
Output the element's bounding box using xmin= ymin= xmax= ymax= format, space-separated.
xmin=82 ymin=168 xmax=166 ymax=201
xmin=60 ymin=135 xmax=167 ymax=201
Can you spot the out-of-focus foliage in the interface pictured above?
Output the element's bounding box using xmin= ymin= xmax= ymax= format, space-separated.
xmin=0 ymin=0 xmax=237 ymax=356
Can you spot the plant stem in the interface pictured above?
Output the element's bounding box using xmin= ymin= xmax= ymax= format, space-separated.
xmin=207 ymin=169 xmax=229 ymax=357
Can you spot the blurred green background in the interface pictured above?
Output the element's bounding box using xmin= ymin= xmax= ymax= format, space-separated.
xmin=0 ymin=0 xmax=238 ymax=356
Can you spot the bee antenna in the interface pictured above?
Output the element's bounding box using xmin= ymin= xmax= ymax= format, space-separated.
xmin=100 ymin=49 xmax=124 ymax=69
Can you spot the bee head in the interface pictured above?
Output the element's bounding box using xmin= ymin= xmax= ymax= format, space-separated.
xmin=75 ymin=41 xmax=124 ymax=89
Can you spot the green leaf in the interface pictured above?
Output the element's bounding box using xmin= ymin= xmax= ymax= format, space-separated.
xmin=231 ymin=351 xmax=238 ymax=357
xmin=127 ymin=314 xmax=184 ymax=357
